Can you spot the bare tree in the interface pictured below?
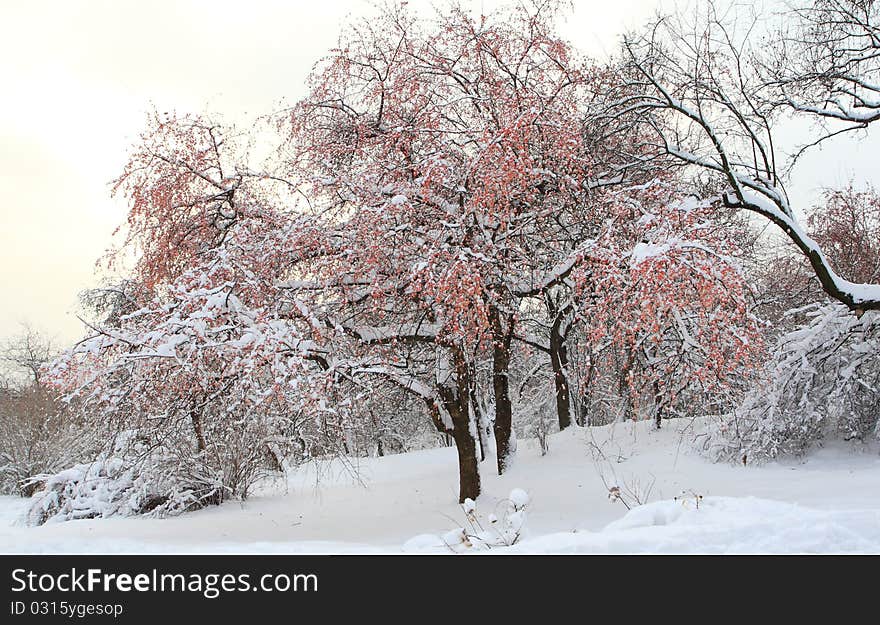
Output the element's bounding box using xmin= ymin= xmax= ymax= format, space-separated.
xmin=1 ymin=324 xmax=57 ymax=387
xmin=0 ymin=326 xmax=73 ymax=496
xmin=611 ymin=0 xmax=880 ymax=313
xmin=764 ymin=0 xmax=880 ymax=136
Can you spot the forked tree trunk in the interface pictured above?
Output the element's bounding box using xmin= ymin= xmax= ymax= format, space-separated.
xmin=431 ymin=346 xmax=481 ymax=503
xmin=549 ymin=316 xmax=572 ymax=431
xmin=545 ymin=293 xmax=575 ymax=431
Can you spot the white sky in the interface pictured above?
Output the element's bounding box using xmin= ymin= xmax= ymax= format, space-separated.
xmin=1 ymin=0 xmax=877 ymax=345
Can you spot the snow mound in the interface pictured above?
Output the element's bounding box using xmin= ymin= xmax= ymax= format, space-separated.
xmin=508 ymin=488 xmax=530 ymax=510
xmin=2 ymin=418 xmax=879 ymax=554
xmin=505 ymin=496 xmax=880 ymax=554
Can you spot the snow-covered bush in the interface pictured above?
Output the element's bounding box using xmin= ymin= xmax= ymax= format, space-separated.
xmin=38 ymin=362 xmax=314 ymax=523
xmin=28 ymin=457 xmax=147 ymax=526
xmin=707 ymin=303 xmax=879 ymax=461
xmin=0 ymin=396 xmax=75 ymax=497
xmin=24 ymin=427 xmax=277 ymax=525
xmin=438 ymin=489 xmax=531 ymax=552
xmin=0 ymin=378 xmax=92 ymax=498
xmin=0 ymin=329 xmax=83 ymax=497
xmin=512 ymin=356 xmax=556 ymax=456
xmin=43 ymin=229 xmax=332 ymax=520
xmin=26 ymin=431 xmax=151 ymax=525
xmin=26 ymin=456 xmax=214 ymax=527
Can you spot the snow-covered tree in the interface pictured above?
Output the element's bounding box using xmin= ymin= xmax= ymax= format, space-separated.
xmin=708 ymin=183 xmax=880 ymax=459
xmin=43 ymin=113 xmax=334 ymax=518
xmin=763 ymin=0 xmax=880 ymax=137
xmin=612 ymin=1 xmax=880 ymax=313
xmin=36 ymin=1 xmax=776 ymax=512
xmin=709 ymin=302 xmax=879 ymax=461
xmin=570 ymin=184 xmax=763 ymax=426
xmin=279 ymin=0 xmax=762 ymax=485
xmin=278 ymin=0 xmax=612 ymax=491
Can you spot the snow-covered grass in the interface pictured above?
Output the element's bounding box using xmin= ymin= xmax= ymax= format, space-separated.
xmin=1 ymin=418 xmax=878 ymax=554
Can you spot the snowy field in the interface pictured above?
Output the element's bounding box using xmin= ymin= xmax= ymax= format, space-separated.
xmin=1 ymin=418 xmax=879 ymax=554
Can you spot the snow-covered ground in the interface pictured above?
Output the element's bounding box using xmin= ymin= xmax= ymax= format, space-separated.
xmin=1 ymin=418 xmax=879 ymax=554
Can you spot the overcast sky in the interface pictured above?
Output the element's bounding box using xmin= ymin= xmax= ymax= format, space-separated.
xmin=1 ymin=0 xmax=877 ymax=346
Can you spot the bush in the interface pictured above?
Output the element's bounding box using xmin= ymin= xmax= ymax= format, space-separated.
xmin=440 ymin=489 xmax=531 ymax=552
xmin=24 ymin=428 xmax=270 ymax=526
xmin=706 ymin=303 xmax=879 ymax=461
xmin=0 ymin=386 xmax=83 ymax=497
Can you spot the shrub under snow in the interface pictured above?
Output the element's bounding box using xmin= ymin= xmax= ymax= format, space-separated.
xmin=707 ymin=303 xmax=879 ymax=461
xmin=408 ymin=488 xmax=531 ymax=553
xmin=24 ymin=430 xmax=271 ymax=526
xmin=28 ymin=457 xmax=148 ymax=526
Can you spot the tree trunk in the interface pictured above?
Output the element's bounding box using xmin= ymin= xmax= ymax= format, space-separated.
xmin=450 ymin=417 xmax=480 ymax=503
xmin=431 ymin=346 xmax=482 ymax=503
xmin=454 ymin=346 xmax=481 ymax=501
xmin=618 ymin=349 xmax=636 ymax=421
xmin=468 ymin=360 xmax=487 ymax=462
xmin=653 ymin=379 xmax=663 ymax=430
xmin=489 ymin=307 xmax=514 ymax=474
xmin=190 ymin=407 xmax=207 ymax=453
xmin=577 ymin=356 xmax=595 ymax=426
xmin=546 ymin=292 xmax=574 ymax=431
xmin=549 ymin=316 xmax=572 ymax=430
xmin=264 ymin=442 xmax=284 ymax=471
